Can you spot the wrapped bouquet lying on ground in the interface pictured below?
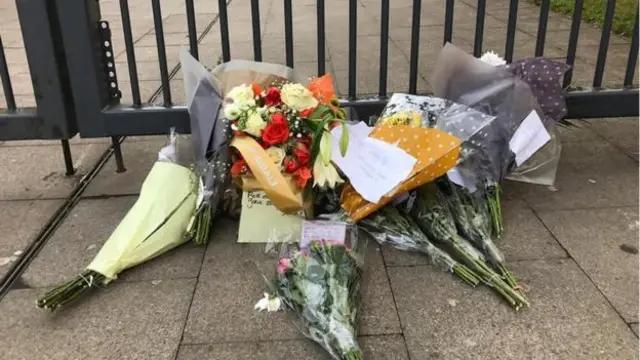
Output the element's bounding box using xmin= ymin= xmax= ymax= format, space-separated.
xmin=260 ymin=221 xmax=366 ymax=360
xmin=36 ymin=130 xmax=198 ymax=310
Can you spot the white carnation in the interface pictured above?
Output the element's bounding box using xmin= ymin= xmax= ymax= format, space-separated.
xmin=479 ymin=51 xmax=506 ymax=67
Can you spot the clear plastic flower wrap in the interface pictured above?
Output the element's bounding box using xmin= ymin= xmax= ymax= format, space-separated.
xmin=359 ymin=206 xmax=480 ymax=286
xmin=431 ymin=43 xmax=561 ymax=187
xmin=263 ymin=221 xmax=366 ymax=360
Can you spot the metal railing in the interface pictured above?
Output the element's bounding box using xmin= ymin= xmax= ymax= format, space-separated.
xmin=1 ymin=0 xmax=639 ymax=143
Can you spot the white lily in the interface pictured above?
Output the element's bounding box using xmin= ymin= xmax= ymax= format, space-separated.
xmin=254 ymin=292 xmax=282 ymax=312
xmin=479 ymin=51 xmax=506 ymax=67
xmin=313 ymin=160 xmax=344 ymax=189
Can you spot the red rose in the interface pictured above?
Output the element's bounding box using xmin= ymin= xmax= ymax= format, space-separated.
xmin=299 ymin=107 xmax=316 ymax=119
xmin=295 ymin=166 xmax=312 ymax=188
xmin=231 ymin=159 xmax=248 ymax=177
xmin=262 ymin=113 xmax=290 ymax=146
xmin=292 ymin=143 xmax=310 ymax=166
xmin=265 ymin=87 xmax=282 ymax=107
xmin=283 ymin=156 xmax=299 ymax=174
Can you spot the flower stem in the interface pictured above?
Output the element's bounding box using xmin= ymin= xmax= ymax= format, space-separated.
xmin=36 ymin=270 xmax=107 ymax=310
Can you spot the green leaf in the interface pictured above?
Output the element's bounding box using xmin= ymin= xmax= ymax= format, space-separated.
xmin=339 ymin=125 xmax=349 ymax=157
xmin=320 ymin=131 xmax=332 ymax=165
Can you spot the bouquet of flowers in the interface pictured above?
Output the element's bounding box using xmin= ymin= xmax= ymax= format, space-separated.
xmin=406 ymin=184 xmax=529 ymax=310
xmin=37 ymin=129 xmax=198 ymax=310
xmin=360 ymin=206 xmax=480 ymax=286
xmin=339 ymin=94 xmax=497 ymax=222
xmin=226 ymin=71 xmax=349 ymax=216
xmin=264 ymin=221 xmax=365 ymax=360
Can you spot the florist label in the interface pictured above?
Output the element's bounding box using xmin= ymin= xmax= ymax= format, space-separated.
xmin=238 ymin=191 xmax=304 ymax=243
xmin=300 ymin=221 xmax=347 ymax=249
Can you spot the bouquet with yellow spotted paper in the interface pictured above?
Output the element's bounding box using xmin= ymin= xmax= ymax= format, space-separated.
xmin=339 ymin=94 xmax=497 ymax=222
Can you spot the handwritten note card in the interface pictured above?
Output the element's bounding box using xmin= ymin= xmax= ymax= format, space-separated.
xmin=331 ymin=124 xmax=417 ymax=204
xmin=238 ymin=191 xmax=304 ymax=243
xmin=509 ymin=110 xmax=551 ymax=166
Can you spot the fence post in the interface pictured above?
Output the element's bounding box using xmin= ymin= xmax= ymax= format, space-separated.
xmin=54 ymin=0 xmax=111 ymax=138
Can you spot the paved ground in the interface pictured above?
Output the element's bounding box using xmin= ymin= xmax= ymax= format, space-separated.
xmin=0 ymin=0 xmax=638 ymax=359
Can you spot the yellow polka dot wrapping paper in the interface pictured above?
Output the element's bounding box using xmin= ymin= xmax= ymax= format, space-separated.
xmin=341 ymin=124 xmax=462 ymax=222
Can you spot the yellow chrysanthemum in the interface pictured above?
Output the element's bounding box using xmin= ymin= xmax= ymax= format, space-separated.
xmin=378 ymin=111 xmax=421 ymax=127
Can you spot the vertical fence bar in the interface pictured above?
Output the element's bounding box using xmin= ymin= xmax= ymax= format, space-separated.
xmin=317 ymin=0 xmax=326 ymax=76
xmin=535 ymin=0 xmax=550 ymax=56
xmin=474 ymin=0 xmax=486 ymax=57
xmin=624 ymin=10 xmax=639 ymax=87
xmin=0 ymin=36 xmax=16 ymax=111
xmin=408 ymin=0 xmax=421 ymax=94
xmin=185 ymin=0 xmax=199 ymax=60
xmin=250 ymin=0 xmax=262 ymax=61
xmin=218 ymin=0 xmax=231 ymax=61
xmin=504 ymin=0 xmax=518 ymax=62
xmin=593 ymin=0 xmax=616 ymax=88
xmin=60 ymin=140 xmax=75 ymax=175
xmin=348 ymin=0 xmax=357 ymax=99
xmin=444 ymin=0 xmax=454 ymax=45
xmin=284 ymin=0 xmax=294 ymax=67
xmin=151 ymin=0 xmax=171 ymax=105
xmin=379 ymin=0 xmax=390 ymax=97
xmin=563 ymin=0 xmax=583 ymax=87
xmin=118 ymin=0 xmax=141 ymax=106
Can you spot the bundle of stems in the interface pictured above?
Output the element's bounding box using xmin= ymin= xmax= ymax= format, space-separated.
xmin=36 ymin=270 xmax=107 ymax=310
xmin=409 ymin=185 xmax=529 ymax=310
xmin=360 ymin=207 xmax=480 ymax=287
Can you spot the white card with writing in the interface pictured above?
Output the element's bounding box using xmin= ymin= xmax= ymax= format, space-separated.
xmin=238 ymin=191 xmax=304 ymax=243
xmin=300 ymin=221 xmax=347 ymax=249
xmin=509 ymin=110 xmax=551 ymax=166
xmin=331 ymin=125 xmax=417 ymax=203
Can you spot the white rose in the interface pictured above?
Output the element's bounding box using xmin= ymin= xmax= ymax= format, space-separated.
xmin=244 ymin=111 xmax=266 ymax=137
xmin=223 ymin=103 xmax=242 ymax=120
xmin=280 ymin=83 xmax=318 ymax=111
xmin=226 ymin=84 xmax=255 ymax=108
xmin=265 ymin=147 xmax=285 ymax=165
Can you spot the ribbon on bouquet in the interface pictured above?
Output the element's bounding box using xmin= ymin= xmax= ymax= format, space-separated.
xmin=230 ymin=136 xmax=303 ymax=214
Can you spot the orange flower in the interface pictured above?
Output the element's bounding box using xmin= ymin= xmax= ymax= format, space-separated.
xmin=251 ymin=83 xmax=264 ymax=97
xmin=307 ymin=74 xmax=336 ymax=105
xmin=295 ymin=166 xmax=312 ymax=188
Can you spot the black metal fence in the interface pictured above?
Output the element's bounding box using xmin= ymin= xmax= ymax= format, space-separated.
xmin=1 ymin=0 xmax=638 ymax=147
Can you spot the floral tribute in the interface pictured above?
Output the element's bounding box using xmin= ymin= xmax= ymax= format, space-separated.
xmin=224 ymin=75 xmax=349 ymax=192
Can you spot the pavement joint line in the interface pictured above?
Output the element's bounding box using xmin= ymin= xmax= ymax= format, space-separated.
xmin=0 ymin=137 xmax=126 ymax=301
xmin=527 ymin=203 xmax=636 ymax=328
xmin=179 ymin=332 xmax=404 ymax=347
xmin=377 ymin=245 xmax=412 ymax=360
xmin=533 ymin=204 xmax=640 ymax=213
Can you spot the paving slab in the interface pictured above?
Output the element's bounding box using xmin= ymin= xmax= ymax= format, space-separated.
xmin=515 ymin=139 xmax=639 ymax=211
xmin=631 ymin=323 xmax=639 ymax=337
xmin=177 ymin=334 xmax=408 ymax=360
xmin=381 ymin=198 xmax=566 ymax=268
xmin=84 ymin=136 xmax=194 ymax=196
xmin=0 ymin=279 xmax=195 ymax=360
xmin=0 ymin=143 xmax=108 ymax=201
xmin=388 ymin=259 xmax=638 ymax=360
xmin=0 ymin=199 xmax=63 ymax=280
xmin=586 ymin=117 xmax=639 ymax=160
xmin=538 ymin=207 xmax=639 ymax=323
xmin=182 ymin=218 xmax=400 ymax=344
xmin=21 ymin=197 xmax=204 ymax=288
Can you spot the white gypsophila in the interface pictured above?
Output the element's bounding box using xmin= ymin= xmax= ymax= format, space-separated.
xmin=479 ymin=51 xmax=506 ymax=67
xmin=254 ymin=293 xmax=282 ymax=312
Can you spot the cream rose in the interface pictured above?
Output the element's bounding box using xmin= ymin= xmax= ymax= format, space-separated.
xmin=226 ymin=84 xmax=256 ymax=108
xmin=265 ymin=147 xmax=285 ymax=165
xmin=280 ymin=83 xmax=318 ymax=111
xmin=244 ymin=111 xmax=266 ymax=137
